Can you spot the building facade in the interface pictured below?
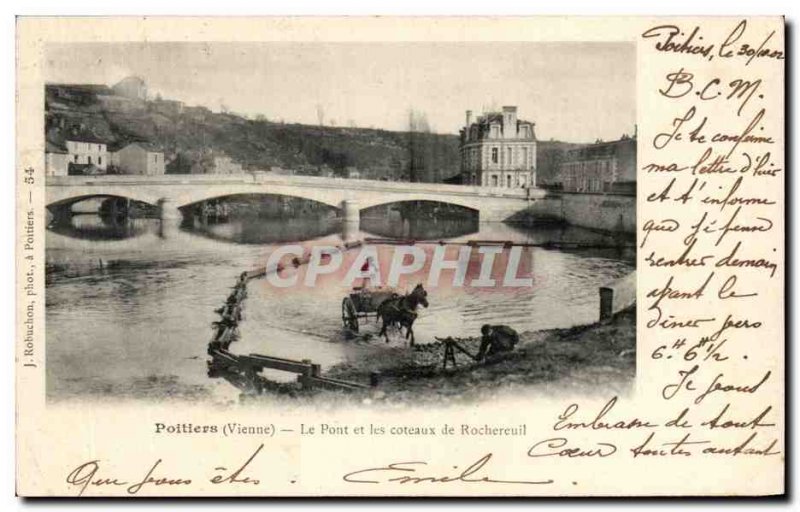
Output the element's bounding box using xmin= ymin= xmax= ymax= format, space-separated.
xmin=558 ymin=136 xmax=636 ymax=195
xmin=45 ymin=141 xmax=69 ymax=176
xmin=212 ymin=155 xmax=244 ymax=174
xmin=65 ymin=138 xmax=109 ymax=170
xmin=459 ymin=106 xmax=537 ymax=188
xmin=150 ymin=98 xmax=185 ymax=117
xmin=111 ymin=142 xmax=166 ymax=175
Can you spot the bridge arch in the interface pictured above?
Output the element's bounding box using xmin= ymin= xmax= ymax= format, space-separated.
xmin=45 ymin=175 xmax=541 ymax=225
xmin=355 ymin=194 xmax=482 ymax=215
xmin=176 ymin=191 xmax=343 ymax=215
xmin=46 ymin=192 xmax=160 ymax=210
xmin=171 ymin=186 xmax=343 ymax=211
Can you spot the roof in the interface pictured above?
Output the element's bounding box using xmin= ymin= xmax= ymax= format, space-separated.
xmin=46 ymin=83 xmax=113 ymax=95
xmin=473 ymin=112 xmax=534 ymax=127
xmin=564 ymin=137 xmax=636 ymax=160
xmin=64 ymin=133 xmax=107 ymax=144
xmin=109 ymin=140 xmax=163 ymax=153
xmin=114 ymin=76 xmax=146 ymax=87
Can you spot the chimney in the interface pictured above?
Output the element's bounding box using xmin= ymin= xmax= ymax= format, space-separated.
xmin=465 ymin=110 xmax=472 ymax=128
xmin=502 ymin=106 xmax=518 ymax=129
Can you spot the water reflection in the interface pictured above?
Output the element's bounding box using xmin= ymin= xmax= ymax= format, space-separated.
xmin=361 ymin=201 xmax=479 ymax=240
xmin=45 ymin=208 xmax=636 ymax=402
xmin=48 ymin=213 xmax=153 ymax=241
xmin=181 ymin=215 xmax=344 ymax=244
xmin=361 ymin=216 xmax=479 ymax=240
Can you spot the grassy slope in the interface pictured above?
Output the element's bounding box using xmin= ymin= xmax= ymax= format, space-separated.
xmin=45 ymin=85 xmax=460 ymax=181
xmin=46 ymin=84 xmax=588 ymax=183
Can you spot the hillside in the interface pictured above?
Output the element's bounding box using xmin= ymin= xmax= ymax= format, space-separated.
xmin=45 ymin=83 xmax=586 ymax=184
xmin=45 ymin=84 xmax=460 ymax=182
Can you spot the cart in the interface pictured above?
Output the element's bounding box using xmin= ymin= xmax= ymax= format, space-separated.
xmin=341 ymin=287 xmax=398 ymax=332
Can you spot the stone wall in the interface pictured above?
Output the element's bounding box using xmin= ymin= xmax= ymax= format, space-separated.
xmin=517 ymin=192 xmax=635 ymax=234
xmin=560 ymin=192 xmax=635 ymax=234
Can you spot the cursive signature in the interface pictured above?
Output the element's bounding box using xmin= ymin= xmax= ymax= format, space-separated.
xmin=65 ymin=444 xmax=264 ymax=496
xmin=342 ymin=453 xmax=553 ymax=485
xmin=65 ymin=459 xmax=192 ymax=496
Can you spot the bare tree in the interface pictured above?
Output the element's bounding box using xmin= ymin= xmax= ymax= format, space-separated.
xmin=316 ymin=103 xmax=325 ymax=127
xmin=407 ymin=108 xmax=431 ymax=183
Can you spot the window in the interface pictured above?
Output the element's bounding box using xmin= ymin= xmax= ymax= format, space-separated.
xmin=98 ymin=144 xmax=102 ymax=151
xmin=491 ymin=147 xmax=498 ymax=164
xmin=73 ymin=155 xmax=78 ymax=163
xmin=507 ymin=175 xmax=512 ymax=188
xmin=491 ymin=175 xmax=498 ymax=187
xmin=98 ymin=156 xmax=102 ymax=165
xmin=507 ymin=147 xmax=513 ymax=165
xmin=491 ymin=125 xmax=499 ymax=138
xmin=87 ymin=156 xmax=92 ymax=164
xmin=521 ymin=147 xmax=528 ymax=168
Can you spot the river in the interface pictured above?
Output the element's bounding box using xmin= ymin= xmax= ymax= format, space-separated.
xmin=45 ymin=212 xmax=635 ymax=402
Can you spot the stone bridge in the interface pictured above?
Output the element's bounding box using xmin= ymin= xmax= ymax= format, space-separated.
xmin=46 ymin=173 xmax=546 ymax=226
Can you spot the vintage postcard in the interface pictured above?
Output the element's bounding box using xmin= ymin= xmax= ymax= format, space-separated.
xmin=15 ymin=16 xmax=784 ymax=497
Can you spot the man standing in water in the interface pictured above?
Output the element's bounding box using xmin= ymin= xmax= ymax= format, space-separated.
xmin=360 ymin=255 xmax=378 ymax=289
xmin=476 ymin=324 xmax=519 ymax=361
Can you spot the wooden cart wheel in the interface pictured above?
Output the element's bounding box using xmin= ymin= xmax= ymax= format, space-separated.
xmin=342 ymin=297 xmax=359 ymax=332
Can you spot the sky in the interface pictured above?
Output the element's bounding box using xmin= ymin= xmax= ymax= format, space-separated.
xmin=46 ymin=42 xmax=635 ymax=142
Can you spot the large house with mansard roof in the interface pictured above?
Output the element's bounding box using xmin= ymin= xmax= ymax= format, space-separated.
xmin=459 ymin=106 xmax=537 ymax=189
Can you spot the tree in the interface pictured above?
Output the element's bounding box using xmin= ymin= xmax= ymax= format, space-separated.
xmin=406 ymin=108 xmax=431 ymax=183
xmin=316 ymin=103 xmax=325 ymax=127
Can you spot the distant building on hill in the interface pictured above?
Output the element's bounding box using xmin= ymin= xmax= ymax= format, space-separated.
xmin=459 ymin=106 xmax=537 ymax=188
xmin=345 ymin=166 xmax=361 ymax=179
xmin=46 ymin=84 xmax=112 ymax=106
xmin=110 ymin=142 xmax=166 ymax=176
xmin=65 ymin=135 xmax=109 ymax=171
xmin=317 ymin=164 xmax=335 ymax=178
xmin=557 ymin=135 xmax=636 ymax=195
xmin=535 ymin=140 xmax=591 ymax=189
xmin=269 ymin=166 xmax=294 ymax=176
xmin=150 ymin=97 xmax=185 ymax=117
xmin=45 ymin=141 xmax=69 ymax=176
xmin=112 ymin=76 xmax=148 ymax=101
xmin=212 ymin=154 xmax=244 ymax=174
xmin=184 ymin=105 xmax=212 ymax=119
xmin=96 ymin=94 xmax=146 ymax=113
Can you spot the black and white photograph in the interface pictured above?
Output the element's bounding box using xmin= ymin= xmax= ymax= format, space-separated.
xmin=43 ymin=41 xmax=638 ymax=404
xmin=13 ymin=12 xmax=788 ymax=499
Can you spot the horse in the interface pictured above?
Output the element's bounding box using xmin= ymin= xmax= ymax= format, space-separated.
xmin=376 ymin=284 xmax=429 ymax=346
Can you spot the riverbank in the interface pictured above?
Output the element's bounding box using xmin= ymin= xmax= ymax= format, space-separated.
xmin=324 ymin=305 xmax=636 ymax=404
xmin=510 ymin=192 xmax=636 ymax=236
